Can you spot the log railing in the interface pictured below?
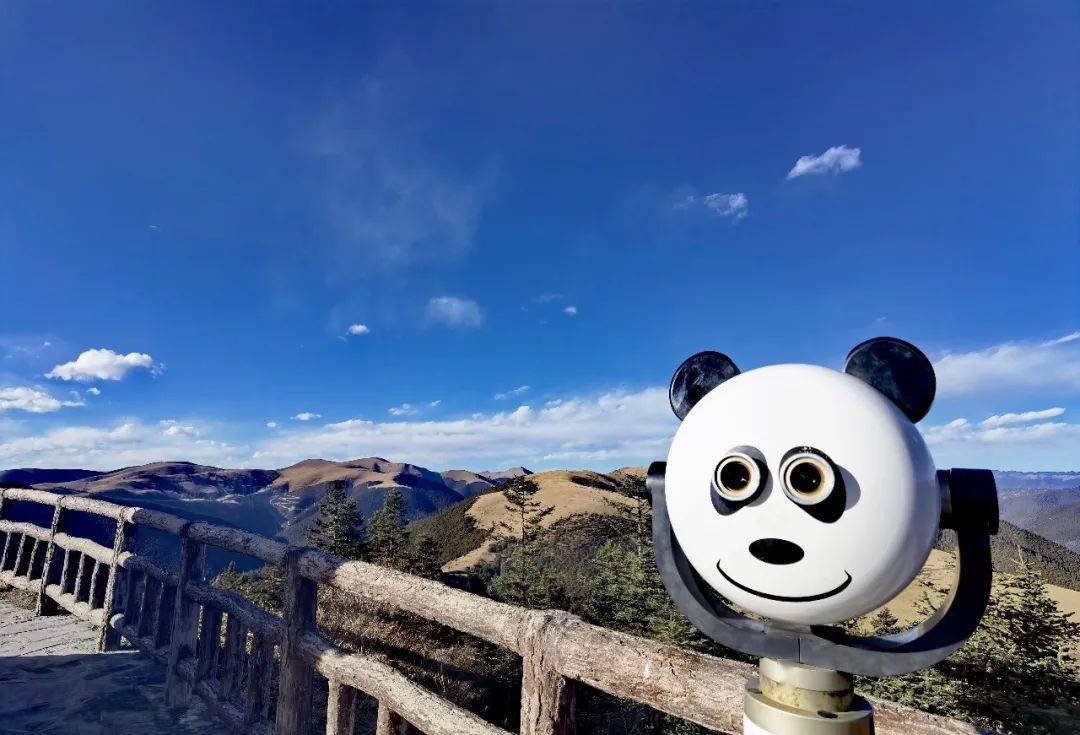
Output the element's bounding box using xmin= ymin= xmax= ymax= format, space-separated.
xmin=0 ymin=487 xmax=980 ymax=735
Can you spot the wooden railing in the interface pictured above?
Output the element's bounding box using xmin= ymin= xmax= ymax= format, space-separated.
xmin=0 ymin=487 xmax=980 ymax=735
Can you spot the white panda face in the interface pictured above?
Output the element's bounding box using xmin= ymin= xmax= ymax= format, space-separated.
xmin=665 ymin=362 xmax=941 ymax=626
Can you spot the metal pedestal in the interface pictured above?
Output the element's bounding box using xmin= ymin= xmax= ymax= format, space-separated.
xmin=743 ymin=658 xmax=874 ymax=735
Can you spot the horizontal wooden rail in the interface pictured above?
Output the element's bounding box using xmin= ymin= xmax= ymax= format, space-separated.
xmin=0 ymin=485 xmax=981 ymax=735
xmin=52 ymin=532 xmax=114 ymax=564
xmin=299 ymin=629 xmax=513 ymax=735
xmin=297 ymin=549 xmax=535 ymax=653
xmin=0 ymin=519 xmax=52 ymax=541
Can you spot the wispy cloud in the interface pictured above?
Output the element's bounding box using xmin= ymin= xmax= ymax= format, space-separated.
xmin=0 ymin=386 xmax=83 ymax=414
xmin=979 ymin=407 xmax=1065 ymax=428
xmin=250 ymin=387 xmax=676 ymax=470
xmin=786 ymin=145 xmax=862 ymax=179
xmin=924 ymin=411 xmax=1077 ymax=447
xmin=388 ymin=403 xmax=419 ymax=417
xmin=676 ymin=191 xmax=748 ymax=220
xmin=532 ymin=294 xmax=563 ymax=304
xmin=934 ymin=332 xmax=1080 ymax=396
xmin=266 ymin=421 xmax=278 ymax=429
xmin=0 ymin=421 xmax=242 ymax=470
xmin=426 ymin=296 xmax=483 ymax=329
xmin=292 ymin=412 xmax=322 ymax=422
xmin=311 ymin=70 xmax=492 ymax=269
xmin=563 ymin=306 xmax=578 ymax=316
xmin=346 ymin=323 xmax=370 ymax=336
xmin=1041 ymin=331 xmax=1080 ymax=348
xmin=494 ymin=385 xmax=530 ymax=400
xmin=46 ymin=348 xmax=157 ymax=382
xmin=86 ymin=387 xmax=101 ymax=396
xmin=160 ymin=419 xmax=199 ymax=438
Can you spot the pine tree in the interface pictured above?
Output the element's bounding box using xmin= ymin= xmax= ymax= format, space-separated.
xmin=857 ymin=548 xmax=1080 ymax=733
xmin=409 ymin=533 xmax=442 ymax=579
xmin=308 ymin=480 xmax=367 ymax=559
xmin=868 ymin=607 xmax=901 ymax=636
xmin=488 ymin=478 xmax=554 ymax=608
xmin=587 ymin=474 xmax=707 ymax=651
xmin=213 ymin=562 xmax=285 ymax=614
xmin=368 ymin=488 xmax=409 ymax=569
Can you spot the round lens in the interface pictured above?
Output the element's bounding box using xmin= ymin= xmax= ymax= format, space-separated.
xmin=780 ymin=450 xmax=835 ymax=506
xmin=788 ymin=461 xmax=822 ymax=495
xmin=714 ymin=453 xmax=762 ymax=502
xmin=719 ymin=459 xmax=751 ymax=492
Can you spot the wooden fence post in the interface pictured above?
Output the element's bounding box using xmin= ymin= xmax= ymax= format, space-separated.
xmin=325 ymin=680 xmax=357 ymax=735
xmin=98 ymin=513 xmax=129 ymax=650
xmin=244 ymin=632 xmax=276 ymax=726
xmin=165 ymin=525 xmax=204 ymax=705
xmin=520 ymin=612 xmax=576 ymax=735
xmin=375 ymin=701 xmax=405 ymax=735
xmin=275 ymin=547 xmax=318 ymax=735
xmin=35 ymin=497 xmax=64 ymax=616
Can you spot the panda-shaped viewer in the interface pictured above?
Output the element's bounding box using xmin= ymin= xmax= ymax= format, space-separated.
xmin=659 ymin=337 xmax=961 ymax=628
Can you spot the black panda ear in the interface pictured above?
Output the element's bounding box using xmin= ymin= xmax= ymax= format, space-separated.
xmin=844 ymin=337 xmax=936 ymax=423
xmin=669 ymin=351 xmax=740 ymax=420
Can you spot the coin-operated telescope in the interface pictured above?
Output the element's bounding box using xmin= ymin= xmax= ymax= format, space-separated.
xmin=648 ymin=337 xmax=998 ymax=735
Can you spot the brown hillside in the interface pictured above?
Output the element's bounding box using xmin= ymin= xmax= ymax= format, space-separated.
xmin=444 ymin=470 xmax=633 ymax=572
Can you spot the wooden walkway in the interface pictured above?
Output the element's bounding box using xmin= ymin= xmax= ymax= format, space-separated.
xmin=0 ymin=597 xmax=228 ymax=735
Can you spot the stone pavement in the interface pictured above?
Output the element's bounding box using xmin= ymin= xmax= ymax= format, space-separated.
xmin=0 ymin=597 xmax=229 ymax=735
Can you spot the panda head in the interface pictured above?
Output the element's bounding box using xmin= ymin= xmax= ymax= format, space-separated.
xmin=664 ymin=337 xmax=940 ymax=626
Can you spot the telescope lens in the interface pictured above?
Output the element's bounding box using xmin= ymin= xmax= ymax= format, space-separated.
xmin=714 ymin=453 xmax=762 ymax=502
xmin=789 ymin=461 xmax=822 ymax=494
xmin=780 ymin=450 xmax=835 ymax=505
xmin=720 ymin=460 xmax=751 ymax=491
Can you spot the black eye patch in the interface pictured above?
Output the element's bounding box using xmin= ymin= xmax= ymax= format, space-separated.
xmin=711 ymin=484 xmax=748 ymax=515
xmin=793 ymin=468 xmax=846 ymax=524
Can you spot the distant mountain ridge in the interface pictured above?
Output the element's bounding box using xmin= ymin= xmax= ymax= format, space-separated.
xmin=0 ymin=458 xmax=531 ymax=544
xmin=2 ymin=463 xmax=1076 ymax=550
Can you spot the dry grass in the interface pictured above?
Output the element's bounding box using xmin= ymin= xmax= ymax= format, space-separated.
xmin=444 ymin=470 xmax=633 ymax=572
xmin=873 ymin=548 xmax=1080 ymax=626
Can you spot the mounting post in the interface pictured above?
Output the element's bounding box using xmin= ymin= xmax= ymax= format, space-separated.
xmin=744 ymin=658 xmax=872 ymax=735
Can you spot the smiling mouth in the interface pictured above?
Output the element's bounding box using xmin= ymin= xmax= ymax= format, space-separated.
xmin=715 ymin=562 xmax=853 ymax=602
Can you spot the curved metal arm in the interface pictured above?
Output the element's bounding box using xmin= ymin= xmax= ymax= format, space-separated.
xmin=649 ymin=462 xmax=997 ymax=676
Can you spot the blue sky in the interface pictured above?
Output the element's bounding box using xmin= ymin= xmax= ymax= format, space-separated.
xmin=1 ymin=2 xmax=1077 ymax=472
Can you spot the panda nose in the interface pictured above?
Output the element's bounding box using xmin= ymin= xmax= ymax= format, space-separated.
xmin=749 ymin=538 xmax=804 ymax=565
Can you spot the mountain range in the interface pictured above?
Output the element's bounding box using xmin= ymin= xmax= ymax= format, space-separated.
xmin=0 ymin=458 xmax=530 ymax=545
xmin=1 ymin=462 xmax=1076 ymax=551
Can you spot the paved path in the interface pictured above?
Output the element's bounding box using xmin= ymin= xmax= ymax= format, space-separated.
xmin=0 ymin=598 xmax=229 ymax=735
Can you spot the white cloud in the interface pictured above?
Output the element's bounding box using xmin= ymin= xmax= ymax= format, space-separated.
xmin=388 ymin=403 xmax=419 ymax=417
xmin=563 ymin=306 xmax=578 ymax=316
xmin=347 ymin=323 xmax=370 ymax=336
xmin=0 ymin=420 xmax=242 ymax=471
xmin=292 ymin=412 xmax=322 ymax=422
xmin=494 ymin=385 xmax=530 ymax=400
xmin=249 ymin=386 xmax=676 ymax=470
xmin=0 ymin=386 xmax=83 ymax=414
xmin=86 ymin=387 xmax=101 ymax=396
xmin=532 ymin=294 xmax=563 ymax=304
xmin=266 ymin=421 xmax=278 ymax=429
xmin=46 ymin=348 xmax=157 ymax=382
xmin=934 ymin=332 xmax=1080 ymax=396
xmin=979 ymin=407 xmax=1065 ymax=428
xmin=311 ymin=73 xmax=491 ymax=268
xmin=428 ymin=400 xmax=442 ymax=408
xmin=426 ymin=297 xmax=483 ymax=329
xmin=1041 ymin=331 xmax=1080 ymax=347
xmin=924 ymin=414 xmax=1078 ymax=447
xmin=703 ymin=192 xmax=749 ymax=219
xmin=675 ymin=191 xmax=749 ymax=220
xmin=786 ymin=145 xmax=862 ymax=179
xmin=160 ymin=419 xmax=199 ymax=438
